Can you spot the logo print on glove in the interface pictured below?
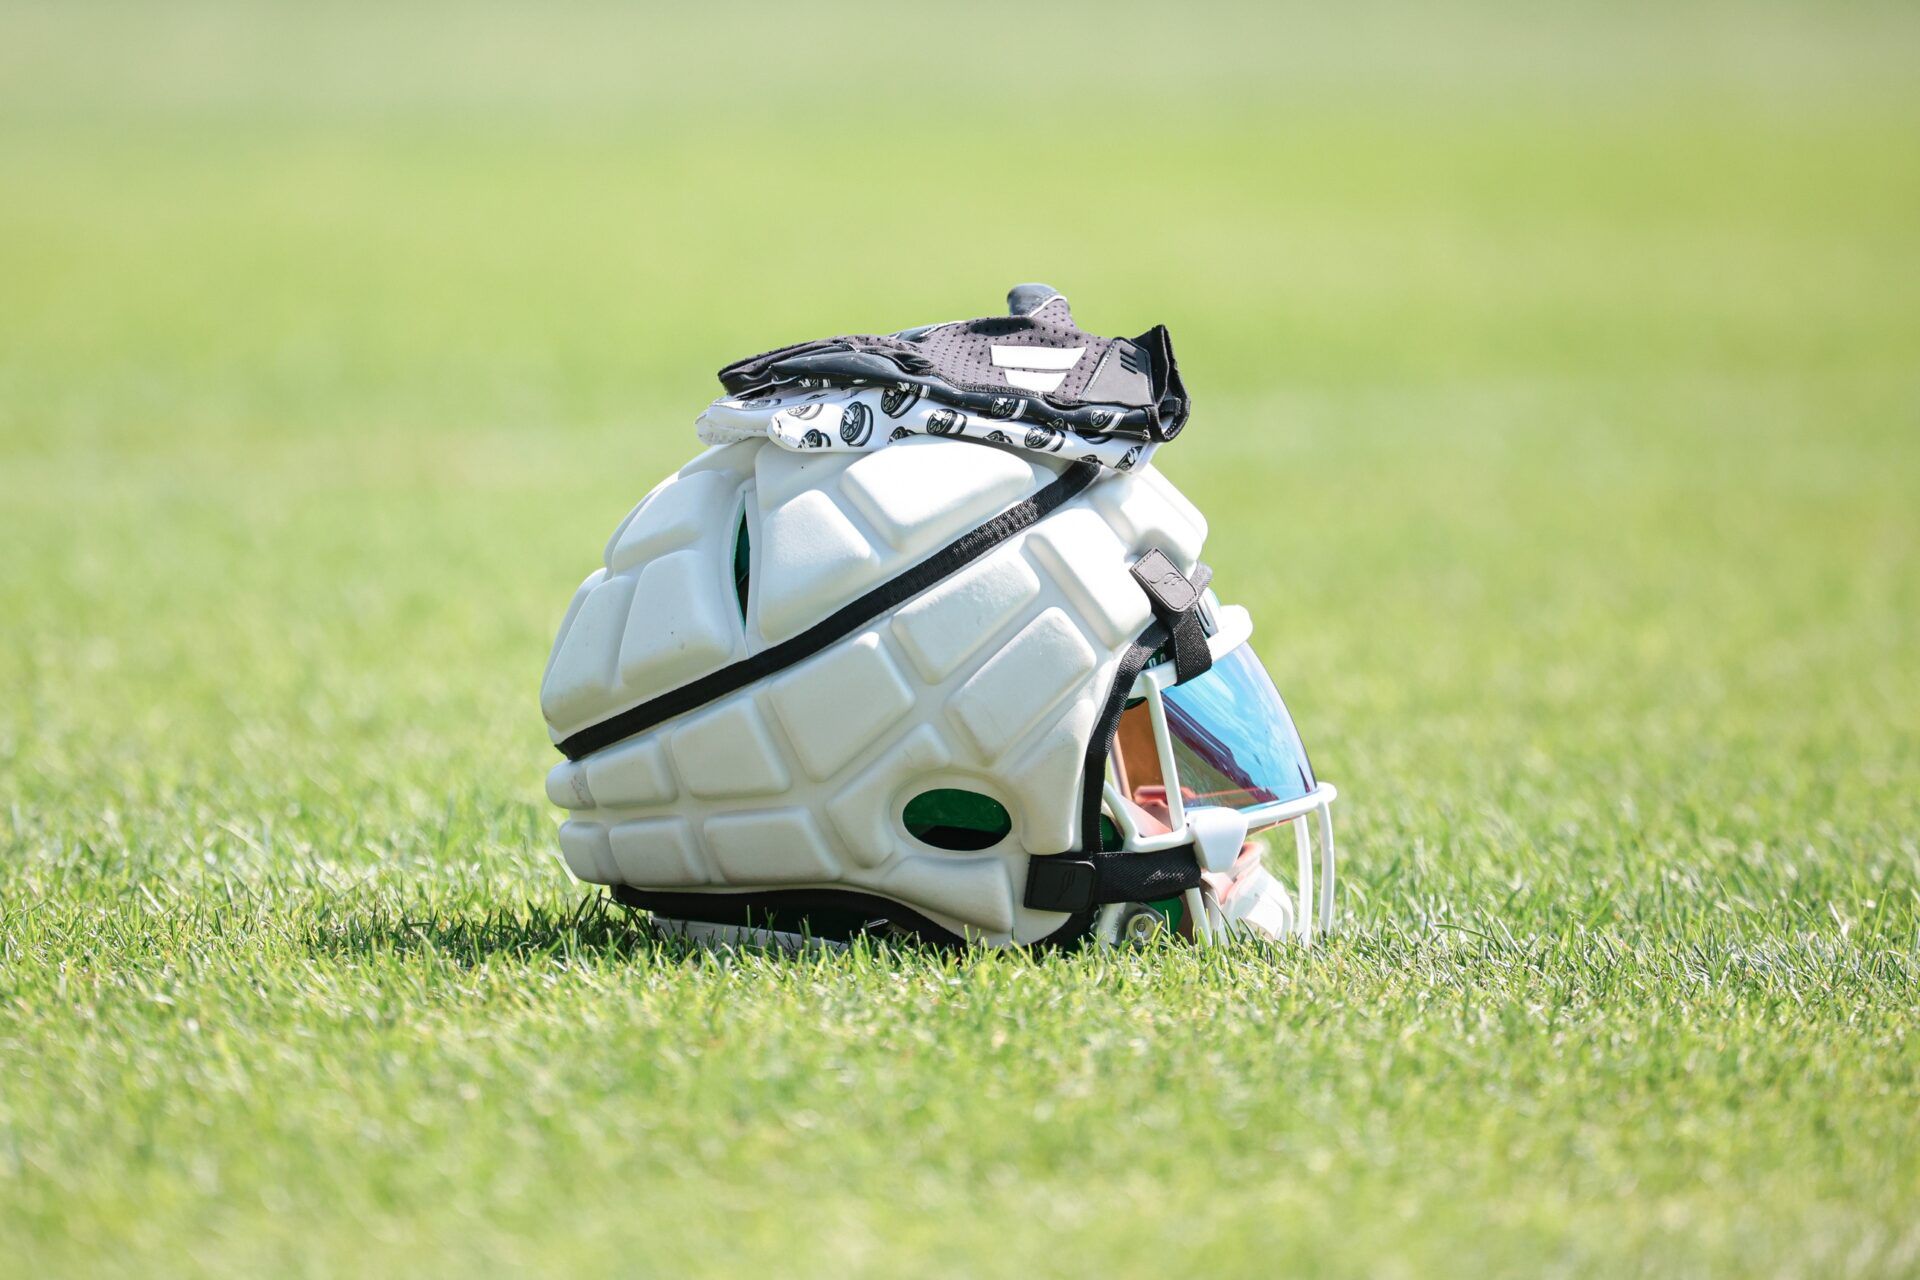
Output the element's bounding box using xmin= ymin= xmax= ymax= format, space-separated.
xmin=1076 ymin=410 xmax=1114 ymax=444
xmin=1117 ymin=445 xmax=1141 ymax=470
xmin=926 ymin=408 xmax=967 ymax=436
xmin=839 ymin=401 xmax=873 ymax=446
xmin=984 ymin=430 xmax=1012 ymax=445
xmin=1023 ymin=425 xmax=1064 ymax=452
xmin=880 ymin=383 xmax=922 ymax=417
xmin=888 ymin=425 xmax=912 ymax=442
xmin=785 ymin=403 xmax=823 ymax=420
xmin=800 ymin=428 xmax=830 ymax=449
xmin=985 ymin=396 xmax=1021 ymax=420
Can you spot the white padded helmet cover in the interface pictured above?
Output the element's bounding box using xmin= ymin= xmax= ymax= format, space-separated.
xmin=540 ymin=436 xmax=1206 ymax=945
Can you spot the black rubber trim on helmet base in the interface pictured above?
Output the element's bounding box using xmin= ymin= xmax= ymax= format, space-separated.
xmin=609 ymin=885 xmax=968 ymax=947
xmin=558 ymin=458 xmax=1102 ymax=761
xmin=614 ymin=885 xmax=1108 ymax=952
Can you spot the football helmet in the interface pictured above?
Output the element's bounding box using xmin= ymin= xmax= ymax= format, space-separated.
xmin=538 ymin=290 xmax=1337 ymax=947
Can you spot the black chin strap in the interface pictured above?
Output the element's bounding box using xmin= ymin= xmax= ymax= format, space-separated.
xmin=1022 ymin=548 xmax=1216 ymax=915
xmin=1024 ymin=845 xmax=1204 ymax=914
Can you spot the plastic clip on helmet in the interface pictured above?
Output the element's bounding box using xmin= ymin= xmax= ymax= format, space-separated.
xmin=539 ymin=286 xmax=1338 ymax=947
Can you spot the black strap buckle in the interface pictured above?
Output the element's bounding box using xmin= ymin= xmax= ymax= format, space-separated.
xmin=1130 ymin=550 xmax=1212 ymax=684
xmin=1024 ymin=857 xmax=1099 ymax=913
xmin=1131 ymin=548 xmax=1197 ymax=613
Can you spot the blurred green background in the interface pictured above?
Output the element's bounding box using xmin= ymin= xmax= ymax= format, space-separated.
xmin=3 ymin=2 xmax=1917 ymax=1276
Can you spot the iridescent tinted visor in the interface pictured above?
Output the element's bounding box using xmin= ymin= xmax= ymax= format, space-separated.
xmin=1164 ymin=644 xmax=1316 ymax=811
xmin=1112 ymin=641 xmax=1318 ymax=831
xmin=1102 ymin=602 xmax=1338 ymax=941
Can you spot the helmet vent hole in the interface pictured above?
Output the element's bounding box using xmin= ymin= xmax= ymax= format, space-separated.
xmin=732 ymin=508 xmax=751 ymax=624
xmin=903 ymin=789 xmax=1012 ymax=852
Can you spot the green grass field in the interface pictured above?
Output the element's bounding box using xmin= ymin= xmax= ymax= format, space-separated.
xmin=3 ymin=3 xmax=1918 ymax=1275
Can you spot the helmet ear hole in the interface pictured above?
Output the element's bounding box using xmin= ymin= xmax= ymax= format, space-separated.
xmin=903 ymin=788 xmax=1013 ymax=852
xmin=731 ymin=507 xmax=752 ymax=624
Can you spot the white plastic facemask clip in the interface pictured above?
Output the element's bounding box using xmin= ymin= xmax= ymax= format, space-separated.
xmin=1185 ymin=805 xmax=1250 ymax=874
